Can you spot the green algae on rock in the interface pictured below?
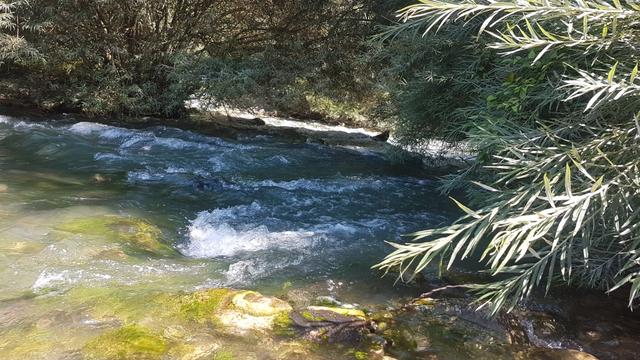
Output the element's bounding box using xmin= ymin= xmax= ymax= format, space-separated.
xmin=293 ymin=306 xmax=367 ymax=326
xmin=173 ymin=288 xmax=295 ymax=336
xmin=177 ymin=288 xmax=235 ymax=323
xmin=55 ymin=215 xmax=176 ymax=256
xmin=231 ymin=290 xmax=293 ymax=316
xmin=217 ymin=291 xmax=293 ymax=336
xmin=289 ymin=306 xmax=372 ymax=345
xmin=84 ymin=324 xmax=168 ymax=360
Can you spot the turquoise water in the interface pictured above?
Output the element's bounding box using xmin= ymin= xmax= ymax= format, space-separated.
xmin=0 ymin=114 xmax=484 ymax=358
xmin=0 ymin=115 xmax=456 ymax=295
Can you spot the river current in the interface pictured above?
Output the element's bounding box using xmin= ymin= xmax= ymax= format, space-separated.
xmin=0 ymin=114 xmax=455 ymax=293
xmin=0 ymin=114 xmax=469 ymax=358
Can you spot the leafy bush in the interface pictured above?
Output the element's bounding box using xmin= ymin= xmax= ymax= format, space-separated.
xmin=1 ymin=0 xmax=387 ymax=119
xmin=376 ymin=0 xmax=640 ymax=313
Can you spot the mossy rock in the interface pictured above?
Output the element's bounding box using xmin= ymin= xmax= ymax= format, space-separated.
xmin=273 ymin=311 xmax=296 ymax=337
xmin=84 ymin=324 xmax=168 ymax=360
xmin=295 ymin=306 xmax=366 ymax=325
xmin=0 ymin=326 xmax=59 ymax=359
xmin=177 ymin=288 xmax=235 ymax=323
xmin=56 ymin=215 xmax=175 ymax=256
xmin=231 ymin=291 xmax=293 ymax=316
xmin=165 ymin=336 xmax=221 ymax=360
xmin=175 ymin=289 xmax=295 ymax=336
xmin=176 ymin=289 xmax=292 ymax=335
xmin=289 ymin=306 xmax=370 ymax=344
xmin=0 ymin=240 xmax=46 ymax=254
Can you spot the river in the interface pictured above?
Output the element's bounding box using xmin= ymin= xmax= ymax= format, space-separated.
xmin=1 ymin=114 xmax=634 ymax=360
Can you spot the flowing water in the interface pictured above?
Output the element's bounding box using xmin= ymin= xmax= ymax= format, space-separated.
xmin=0 ymin=114 xmax=534 ymax=359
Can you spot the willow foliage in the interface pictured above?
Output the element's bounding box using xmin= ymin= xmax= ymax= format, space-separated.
xmin=376 ymin=0 xmax=640 ymax=314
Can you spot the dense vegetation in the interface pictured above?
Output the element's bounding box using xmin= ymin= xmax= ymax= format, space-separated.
xmin=2 ymin=0 xmax=639 ymax=313
xmin=376 ymin=0 xmax=640 ymax=313
xmin=0 ymin=0 xmax=399 ymax=120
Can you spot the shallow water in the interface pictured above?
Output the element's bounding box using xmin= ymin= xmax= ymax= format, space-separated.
xmin=0 ymin=114 xmax=521 ymax=359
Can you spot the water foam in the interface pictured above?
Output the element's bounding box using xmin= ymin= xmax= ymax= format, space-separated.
xmin=224 ymin=256 xmax=305 ymax=285
xmin=182 ymin=222 xmax=322 ymax=258
xmin=32 ymin=269 xmax=113 ymax=292
xmin=179 ymin=202 xmax=330 ymax=258
xmin=246 ymin=177 xmax=384 ymax=193
xmin=68 ymin=122 xmax=112 ymax=135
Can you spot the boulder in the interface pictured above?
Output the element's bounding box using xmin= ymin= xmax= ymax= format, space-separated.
xmin=251 ymin=117 xmax=266 ymax=126
xmin=177 ymin=289 xmax=293 ymax=336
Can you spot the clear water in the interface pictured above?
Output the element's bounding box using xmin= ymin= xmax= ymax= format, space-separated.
xmin=0 ymin=114 xmax=516 ymax=359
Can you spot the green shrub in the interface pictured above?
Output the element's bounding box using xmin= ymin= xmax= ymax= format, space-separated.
xmin=376 ymin=0 xmax=640 ymax=313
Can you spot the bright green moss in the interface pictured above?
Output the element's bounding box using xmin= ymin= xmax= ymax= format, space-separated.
xmin=213 ymin=349 xmax=236 ymax=360
xmin=301 ymin=310 xmax=325 ymax=322
xmin=273 ymin=311 xmax=295 ymax=337
xmin=84 ymin=324 xmax=168 ymax=360
xmin=178 ymin=288 xmax=234 ymax=323
xmin=353 ymin=351 xmax=368 ymax=360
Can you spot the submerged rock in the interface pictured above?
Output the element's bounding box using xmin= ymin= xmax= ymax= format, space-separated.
xmin=92 ymin=173 xmax=110 ymax=183
xmin=289 ymin=306 xmax=371 ymax=343
xmin=55 ymin=215 xmax=175 ymax=256
xmin=175 ymin=288 xmax=294 ymax=337
xmin=231 ymin=290 xmax=293 ymax=316
xmin=177 ymin=288 xmax=234 ymax=323
xmin=84 ymin=324 xmax=168 ymax=359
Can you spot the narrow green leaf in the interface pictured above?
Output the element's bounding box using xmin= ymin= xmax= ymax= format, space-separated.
xmin=608 ymin=62 xmax=619 ymax=84
xmin=564 ymin=163 xmax=573 ymax=198
xmin=591 ymin=176 xmax=604 ymax=192
xmin=544 ymin=173 xmax=555 ymax=208
xmin=471 ymin=181 xmax=500 ymax=192
xmin=450 ymin=197 xmax=481 ymax=219
xmin=631 ymin=63 xmax=638 ymax=83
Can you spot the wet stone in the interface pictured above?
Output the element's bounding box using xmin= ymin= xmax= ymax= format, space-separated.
xmin=289 ymin=306 xmax=370 ymax=343
xmin=231 ymin=290 xmax=293 ymax=316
